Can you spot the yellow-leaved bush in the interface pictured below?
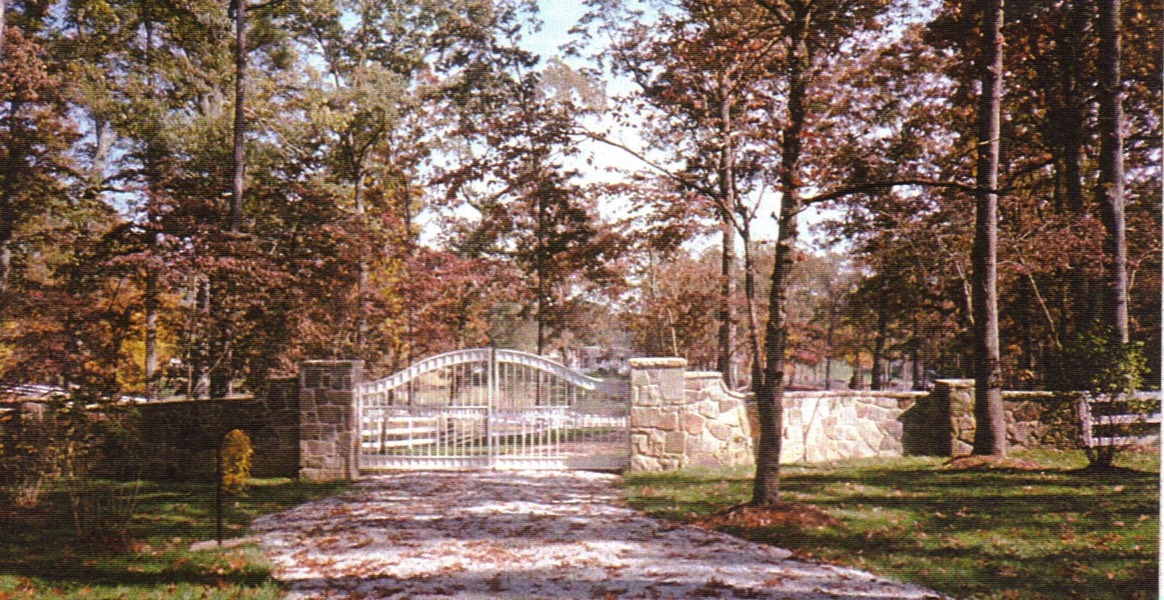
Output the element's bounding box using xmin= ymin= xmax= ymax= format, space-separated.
xmin=221 ymin=429 xmax=253 ymax=495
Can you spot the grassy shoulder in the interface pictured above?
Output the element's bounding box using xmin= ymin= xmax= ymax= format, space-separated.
xmin=619 ymin=449 xmax=1159 ymax=600
xmin=0 ymin=477 xmax=349 ymax=599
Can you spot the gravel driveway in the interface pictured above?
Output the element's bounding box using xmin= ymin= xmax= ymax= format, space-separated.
xmin=252 ymin=471 xmax=948 ymax=599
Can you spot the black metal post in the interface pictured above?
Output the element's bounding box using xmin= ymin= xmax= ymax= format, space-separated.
xmin=216 ymin=432 xmax=225 ymax=547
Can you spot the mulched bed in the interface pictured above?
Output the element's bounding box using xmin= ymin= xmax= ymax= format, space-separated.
xmin=698 ymin=502 xmax=841 ymax=531
xmin=939 ymin=455 xmax=1048 ymax=471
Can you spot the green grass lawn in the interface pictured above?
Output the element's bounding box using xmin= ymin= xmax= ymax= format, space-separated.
xmin=620 ymin=449 xmax=1160 ymax=600
xmin=0 ymin=478 xmax=349 ymax=599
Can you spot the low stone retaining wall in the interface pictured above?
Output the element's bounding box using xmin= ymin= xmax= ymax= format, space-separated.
xmin=933 ymin=380 xmax=1156 ymax=454
xmin=0 ymin=362 xmax=364 ymax=482
xmin=134 ymin=361 xmax=363 ymax=481
xmin=777 ymin=380 xmax=1158 ymax=464
xmin=781 ymin=391 xmax=924 ymax=464
xmin=629 ymin=358 xmax=754 ymax=471
xmin=135 ymin=378 xmax=301 ymax=479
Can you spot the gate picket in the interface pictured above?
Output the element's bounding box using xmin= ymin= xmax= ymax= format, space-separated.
xmin=356 ymin=348 xmax=629 ymax=471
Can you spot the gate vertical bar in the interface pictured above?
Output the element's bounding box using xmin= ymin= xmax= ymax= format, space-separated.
xmin=487 ymin=347 xmax=497 ymax=468
xmin=351 ymin=379 xmax=360 ymax=475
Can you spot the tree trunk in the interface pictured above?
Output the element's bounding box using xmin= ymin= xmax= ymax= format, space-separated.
xmin=210 ymin=0 xmax=248 ymax=399
xmin=145 ymin=269 xmax=160 ymax=400
xmin=1096 ymin=0 xmax=1129 ymax=344
xmin=190 ymin=277 xmax=211 ymax=399
xmin=209 ymin=280 xmax=233 ymax=400
xmin=83 ymin=118 xmax=115 ymax=204
xmin=1059 ymin=0 xmax=1093 ymax=341
xmin=229 ymin=0 xmax=246 ymax=233
xmin=0 ymin=0 xmax=6 ymax=62
xmin=0 ymin=187 xmax=12 ymax=298
xmin=912 ymin=343 xmax=924 ymax=391
xmin=536 ymin=168 xmax=548 ymax=357
xmin=870 ymin=309 xmax=887 ymax=391
xmin=402 ymin=185 xmax=415 ymax=366
xmin=741 ymin=225 xmax=764 ymax=393
xmin=717 ymin=92 xmax=739 ymax=389
xmin=354 ymin=171 xmax=367 ymax=352
xmin=0 ymin=99 xmax=25 ymax=298
xmin=971 ymin=0 xmax=1007 ymax=457
xmin=753 ymin=7 xmax=810 ymax=506
xmin=1059 ymin=0 xmax=1088 ymax=214
xmin=717 ymin=217 xmax=737 ymax=387
xmin=824 ymin=295 xmax=837 ymax=390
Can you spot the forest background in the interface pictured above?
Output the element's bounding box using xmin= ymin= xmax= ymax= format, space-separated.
xmin=0 ymin=0 xmax=1158 ymax=409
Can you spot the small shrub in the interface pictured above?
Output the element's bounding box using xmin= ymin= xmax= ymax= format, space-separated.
xmin=53 ymin=402 xmax=143 ymax=547
xmin=1054 ymin=331 xmax=1147 ymax=397
xmin=66 ymin=477 xmax=142 ymax=549
xmin=221 ymin=429 xmax=253 ymax=496
xmin=1053 ymin=330 xmax=1150 ymax=469
xmin=1 ymin=402 xmax=64 ymax=508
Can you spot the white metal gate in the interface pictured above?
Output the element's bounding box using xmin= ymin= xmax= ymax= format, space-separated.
xmin=356 ymin=349 xmax=629 ymax=471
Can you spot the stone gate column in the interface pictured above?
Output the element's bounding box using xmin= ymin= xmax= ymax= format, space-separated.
xmin=299 ymin=360 xmax=362 ymax=480
xmin=628 ymin=357 xmax=688 ymax=471
xmin=934 ymin=379 xmax=974 ymax=455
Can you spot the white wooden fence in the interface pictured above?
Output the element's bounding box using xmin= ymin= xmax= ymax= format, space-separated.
xmin=1076 ymin=394 xmax=1162 ymax=448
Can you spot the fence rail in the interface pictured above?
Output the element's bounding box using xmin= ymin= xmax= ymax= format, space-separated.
xmin=1077 ymin=394 xmax=1162 ymax=448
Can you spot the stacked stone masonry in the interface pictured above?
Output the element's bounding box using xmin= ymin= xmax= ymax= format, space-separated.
xmin=298 ymin=360 xmax=362 ymax=481
xmin=0 ymin=379 xmax=304 ymax=481
xmin=934 ymin=379 xmax=1159 ymax=454
xmin=780 ymin=391 xmax=923 ymax=464
xmin=129 ymin=378 xmax=301 ymax=479
xmin=629 ymin=358 xmax=754 ymax=472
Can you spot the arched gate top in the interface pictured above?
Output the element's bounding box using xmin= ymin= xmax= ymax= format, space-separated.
xmin=357 ymin=348 xmax=604 ymax=395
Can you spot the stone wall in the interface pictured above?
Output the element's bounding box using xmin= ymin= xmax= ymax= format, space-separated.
xmin=134 ymin=378 xmax=301 ymax=480
xmin=134 ymin=360 xmax=363 ymax=481
xmin=772 ymin=382 xmax=1104 ymax=464
xmin=1 ymin=361 xmax=365 ymax=482
xmin=934 ymin=379 xmax=1115 ymax=454
xmin=780 ymin=391 xmax=924 ymax=464
xmin=297 ymin=360 xmax=362 ymax=481
xmin=6 ymin=357 xmax=1153 ymax=480
xmin=628 ymin=358 xmax=754 ymax=471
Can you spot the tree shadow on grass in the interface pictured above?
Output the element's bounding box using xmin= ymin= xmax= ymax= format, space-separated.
xmin=625 ymin=461 xmax=1158 ymax=600
xmin=0 ymin=478 xmax=348 ymax=595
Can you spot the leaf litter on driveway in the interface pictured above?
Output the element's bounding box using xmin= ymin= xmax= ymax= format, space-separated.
xmin=252 ymin=470 xmax=949 ymax=599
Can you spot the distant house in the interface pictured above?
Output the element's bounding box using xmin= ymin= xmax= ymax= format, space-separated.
xmin=576 ymin=346 xmax=632 ymax=375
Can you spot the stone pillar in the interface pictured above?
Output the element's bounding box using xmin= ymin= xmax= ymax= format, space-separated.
xmin=935 ymin=379 xmax=974 ymax=455
xmin=298 ymin=360 xmax=362 ymax=480
xmin=628 ymin=357 xmax=688 ymax=472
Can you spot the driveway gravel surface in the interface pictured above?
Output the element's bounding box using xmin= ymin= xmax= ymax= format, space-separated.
xmin=252 ymin=470 xmax=949 ymax=599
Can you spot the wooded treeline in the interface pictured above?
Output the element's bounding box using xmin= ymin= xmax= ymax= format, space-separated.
xmin=0 ymin=0 xmax=628 ymax=400
xmin=588 ymin=0 xmax=1160 ymax=394
xmin=0 ymin=1 xmax=1158 ymax=474
xmin=586 ymin=0 xmax=1158 ymax=496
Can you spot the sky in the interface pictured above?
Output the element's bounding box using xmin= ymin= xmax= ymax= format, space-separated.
xmin=518 ymin=0 xmax=800 ymax=247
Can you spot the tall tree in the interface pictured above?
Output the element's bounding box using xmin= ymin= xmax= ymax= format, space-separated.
xmin=287 ymin=0 xmax=470 ymax=360
xmin=970 ymin=0 xmax=1007 ymax=456
xmin=0 ymin=26 xmax=75 ymax=299
xmin=438 ymin=7 xmax=623 ymax=358
xmin=752 ymin=0 xmax=892 ymax=505
xmin=200 ymin=0 xmax=259 ymax=398
xmin=1095 ymin=0 xmax=1129 ymax=344
xmin=582 ymin=0 xmax=782 ymax=389
xmin=230 ymin=0 xmax=248 ymax=233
